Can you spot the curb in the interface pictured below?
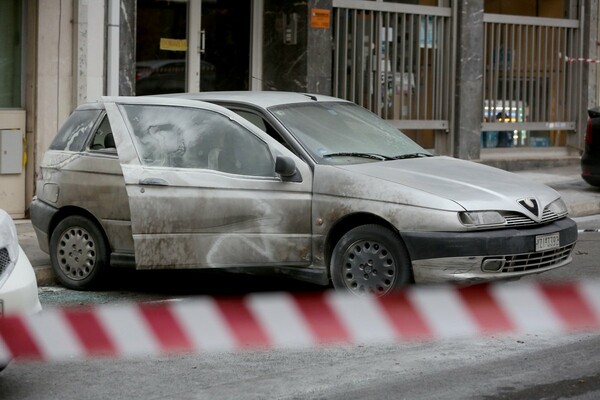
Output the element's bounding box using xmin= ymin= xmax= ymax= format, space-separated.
xmin=34 ymin=266 xmax=55 ymax=287
xmin=569 ymin=203 xmax=600 ymax=218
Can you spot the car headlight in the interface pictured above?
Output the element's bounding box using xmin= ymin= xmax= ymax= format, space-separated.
xmin=546 ymin=198 xmax=568 ymax=216
xmin=459 ymin=211 xmax=506 ymax=227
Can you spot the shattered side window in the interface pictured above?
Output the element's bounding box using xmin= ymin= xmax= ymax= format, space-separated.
xmin=49 ymin=109 xmax=102 ymax=151
xmin=118 ymin=104 xmax=275 ymax=177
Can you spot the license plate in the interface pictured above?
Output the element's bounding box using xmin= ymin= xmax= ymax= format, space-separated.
xmin=535 ymin=233 xmax=560 ymax=252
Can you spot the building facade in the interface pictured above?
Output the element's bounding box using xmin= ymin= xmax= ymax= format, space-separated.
xmin=0 ymin=0 xmax=597 ymax=217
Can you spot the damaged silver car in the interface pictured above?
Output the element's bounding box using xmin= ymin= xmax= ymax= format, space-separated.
xmin=30 ymin=93 xmax=577 ymax=295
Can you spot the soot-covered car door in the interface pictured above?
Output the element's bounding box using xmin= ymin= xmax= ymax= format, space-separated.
xmin=103 ymin=97 xmax=313 ymax=270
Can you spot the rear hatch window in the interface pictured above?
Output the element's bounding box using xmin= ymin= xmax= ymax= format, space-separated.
xmin=49 ymin=109 xmax=102 ymax=151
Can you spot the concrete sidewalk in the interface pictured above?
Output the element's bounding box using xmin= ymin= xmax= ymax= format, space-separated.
xmin=14 ymin=163 xmax=600 ymax=287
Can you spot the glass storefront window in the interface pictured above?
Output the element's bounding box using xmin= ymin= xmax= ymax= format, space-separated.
xmin=135 ymin=0 xmax=251 ymax=95
xmin=136 ymin=0 xmax=188 ymax=96
xmin=0 ymin=0 xmax=23 ymax=108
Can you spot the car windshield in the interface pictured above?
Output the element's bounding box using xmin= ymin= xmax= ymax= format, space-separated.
xmin=268 ymin=101 xmax=430 ymax=164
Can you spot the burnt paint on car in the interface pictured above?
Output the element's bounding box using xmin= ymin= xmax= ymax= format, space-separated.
xmin=30 ymin=93 xmax=577 ymax=292
xmin=38 ymin=151 xmax=133 ymax=253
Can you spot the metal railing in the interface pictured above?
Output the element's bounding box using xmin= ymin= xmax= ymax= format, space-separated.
xmin=482 ymin=14 xmax=581 ymax=147
xmin=333 ymin=0 xmax=453 ymax=132
xmin=332 ymin=2 xmax=583 ymax=149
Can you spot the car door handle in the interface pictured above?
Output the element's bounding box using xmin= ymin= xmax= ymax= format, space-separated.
xmin=139 ymin=177 xmax=169 ymax=186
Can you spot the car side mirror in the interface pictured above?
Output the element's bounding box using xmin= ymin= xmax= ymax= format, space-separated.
xmin=275 ymin=155 xmax=302 ymax=182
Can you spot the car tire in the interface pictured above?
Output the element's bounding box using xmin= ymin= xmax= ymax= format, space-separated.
xmin=49 ymin=215 xmax=109 ymax=290
xmin=581 ymin=175 xmax=600 ymax=187
xmin=330 ymin=224 xmax=412 ymax=296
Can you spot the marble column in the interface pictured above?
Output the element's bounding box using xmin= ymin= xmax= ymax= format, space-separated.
xmin=573 ymin=0 xmax=598 ymax=150
xmin=263 ymin=0 xmax=307 ymax=91
xmin=263 ymin=0 xmax=332 ymax=95
xmin=306 ymin=0 xmax=333 ymax=94
xmin=453 ymin=0 xmax=484 ymax=160
xmin=119 ymin=0 xmax=136 ymax=96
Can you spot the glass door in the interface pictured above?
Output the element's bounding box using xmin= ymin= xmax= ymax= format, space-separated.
xmin=135 ymin=0 xmax=189 ymax=96
xmin=136 ymin=0 xmax=255 ymax=95
xmin=0 ymin=0 xmax=23 ymax=107
xmin=199 ymin=0 xmax=251 ymax=91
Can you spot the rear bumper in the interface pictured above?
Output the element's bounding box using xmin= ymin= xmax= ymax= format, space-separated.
xmin=29 ymin=198 xmax=59 ymax=254
xmin=401 ymin=218 xmax=577 ymax=283
xmin=581 ymin=152 xmax=600 ymax=186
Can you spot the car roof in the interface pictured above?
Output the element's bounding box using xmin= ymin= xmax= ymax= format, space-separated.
xmin=160 ymin=91 xmax=349 ymax=109
xmin=74 ymin=92 xmax=351 ymax=113
xmin=74 ymin=102 xmax=104 ymax=111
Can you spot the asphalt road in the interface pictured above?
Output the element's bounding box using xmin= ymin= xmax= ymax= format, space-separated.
xmin=1 ymin=331 xmax=599 ymax=399
xmin=1 ymin=216 xmax=600 ymax=399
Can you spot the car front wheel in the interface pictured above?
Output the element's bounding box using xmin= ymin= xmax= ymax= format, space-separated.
xmin=330 ymin=225 xmax=412 ymax=296
xmin=49 ymin=215 xmax=109 ymax=290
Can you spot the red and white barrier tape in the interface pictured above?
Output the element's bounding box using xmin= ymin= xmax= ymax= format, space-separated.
xmin=2 ymin=281 xmax=600 ymax=363
xmin=560 ymin=52 xmax=600 ymax=64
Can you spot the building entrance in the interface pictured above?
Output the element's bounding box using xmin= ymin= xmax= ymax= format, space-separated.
xmin=200 ymin=0 xmax=251 ymax=91
xmin=135 ymin=0 xmax=252 ymax=95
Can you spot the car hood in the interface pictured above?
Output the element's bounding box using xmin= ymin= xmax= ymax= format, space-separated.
xmin=335 ymin=156 xmax=561 ymax=211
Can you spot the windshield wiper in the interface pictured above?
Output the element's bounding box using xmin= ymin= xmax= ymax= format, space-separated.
xmin=392 ymin=152 xmax=434 ymax=160
xmin=323 ymin=152 xmax=394 ymax=161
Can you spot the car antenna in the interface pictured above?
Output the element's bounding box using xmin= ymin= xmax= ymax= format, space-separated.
xmin=303 ymin=93 xmax=318 ymax=101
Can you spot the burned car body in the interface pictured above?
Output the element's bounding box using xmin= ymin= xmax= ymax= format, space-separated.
xmin=31 ymin=93 xmax=577 ymax=295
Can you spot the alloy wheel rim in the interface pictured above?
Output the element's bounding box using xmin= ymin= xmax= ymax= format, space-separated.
xmin=56 ymin=226 xmax=97 ymax=281
xmin=341 ymin=239 xmax=397 ymax=295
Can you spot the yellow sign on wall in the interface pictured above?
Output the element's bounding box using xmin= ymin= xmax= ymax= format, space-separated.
xmin=160 ymin=38 xmax=188 ymax=52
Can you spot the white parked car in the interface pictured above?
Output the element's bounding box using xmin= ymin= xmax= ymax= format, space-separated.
xmin=0 ymin=209 xmax=42 ymax=370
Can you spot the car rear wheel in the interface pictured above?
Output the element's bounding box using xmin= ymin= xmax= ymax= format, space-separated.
xmin=330 ymin=225 xmax=412 ymax=296
xmin=50 ymin=215 xmax=109 ymax=290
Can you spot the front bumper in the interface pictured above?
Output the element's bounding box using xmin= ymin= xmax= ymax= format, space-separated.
xmin=401 ymin=217 xmax=577 ymax=283
xmin=0 ymin=246 xmax=42 ymax=316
